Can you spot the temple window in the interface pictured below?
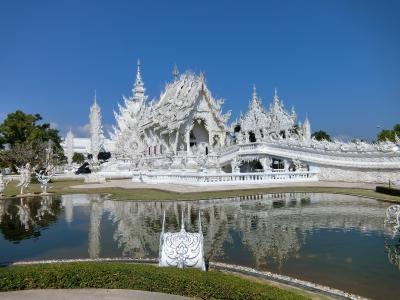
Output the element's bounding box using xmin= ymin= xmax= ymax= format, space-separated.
xmin=249 ymin=131 xmax=256 ymax=143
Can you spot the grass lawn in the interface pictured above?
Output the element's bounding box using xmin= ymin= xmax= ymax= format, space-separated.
xmin=0 ymin=262 xmax=309 ymax=300
xmin=3 ymin=180 xmax=400 ymax=203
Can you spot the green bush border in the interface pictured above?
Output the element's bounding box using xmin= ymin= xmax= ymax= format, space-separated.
xmin=0 ymin=262 xmax=307 ymax=300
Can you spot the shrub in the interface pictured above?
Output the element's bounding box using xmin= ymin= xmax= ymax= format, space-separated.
xmin=0 ymin=262 xmax=307 ymax=300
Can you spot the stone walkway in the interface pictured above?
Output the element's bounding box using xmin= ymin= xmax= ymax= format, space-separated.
xmin=71 ymin=179 xmax=376 ymax=193
xmin=0 ymin=289 xmax=193 ymax=300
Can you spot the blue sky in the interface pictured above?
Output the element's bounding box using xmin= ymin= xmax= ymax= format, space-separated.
xmin=0 ymin=0 xmax=399 ymax=140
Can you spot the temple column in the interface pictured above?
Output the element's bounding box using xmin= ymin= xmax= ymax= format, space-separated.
xmin=255 ymin=130 xmax=261 ymax=142
xmin=220 ymin=134 xmax=226 ymax=148
xmin=208 ymin=131 xmax=213 ymax=152
xmin=174 ymin=130 xmax=179 ymax=155
xmin=186 ymin=129 xmax=191 ymax=155
xmin=283 ymin=159 xmax=289 ymax=171
xmin=245 ymin=132 xmax=249 ymax=143
xmin=259 ymin=157 xmax=268 ymax=172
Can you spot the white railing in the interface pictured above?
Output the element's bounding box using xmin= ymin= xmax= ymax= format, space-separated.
xmin=132 ymin=170 xmax=318 ymax=186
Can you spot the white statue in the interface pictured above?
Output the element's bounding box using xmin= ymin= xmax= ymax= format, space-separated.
xmin=16 ymin=163 xmax=33 ymax=195
xmin=0 ymin=171 xmax=11 ymax=197
xmin=35 ymin=170 xmax=54 ymax=194
xmin=159 ymin=210 xmax=205 ymax=271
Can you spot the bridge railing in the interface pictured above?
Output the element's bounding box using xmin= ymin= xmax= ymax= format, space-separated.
xmin=132 ymin=170 xmax=318 ymax=185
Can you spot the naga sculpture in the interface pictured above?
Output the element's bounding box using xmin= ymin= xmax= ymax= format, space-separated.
xmin=159 ymin=210 xmax=205 ymax=271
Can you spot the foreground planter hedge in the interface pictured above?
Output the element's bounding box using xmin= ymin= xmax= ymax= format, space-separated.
xmin=0 ymin=262 xmax=307 ymax=300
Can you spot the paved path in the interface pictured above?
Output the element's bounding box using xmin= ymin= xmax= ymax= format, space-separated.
xmin=71 ymin=179 xmax=376 ymax=193
xmin=0 ymin=289 xmax=193 ymax=300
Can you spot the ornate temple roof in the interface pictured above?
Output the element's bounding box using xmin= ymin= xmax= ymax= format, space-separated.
xmin=240 ymin=85 xmax=270 ymax=132
xmin=240 ymin=87 xmax=296 ymax=134
xmin=143 ymin=71 xmax=230 ymax=131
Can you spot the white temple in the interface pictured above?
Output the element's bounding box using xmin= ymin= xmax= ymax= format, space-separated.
xmin=63 ymin=60 xmax=400 ymax=184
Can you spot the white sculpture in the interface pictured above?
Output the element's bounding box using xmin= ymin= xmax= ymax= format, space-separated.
xmin=159 ymin=210 xmax=206 ymax=271
xmin=0 ymin=171 xmax=11 ymax=197
xmin=65 ymin=129 xmax=74 ymax=168
xmin=84 ymin=159 xmax=106 ymax=184
xmin=16 ymin=163 xmax=33 ymax=195
xmin=89 ymin=91 xmax=104 ymax=164
xmin=35 ymin=170 xmax=54 ymax=194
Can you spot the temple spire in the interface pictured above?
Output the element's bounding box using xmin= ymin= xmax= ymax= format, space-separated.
xmin=132 ymin=58 xmax=145 ymax=102
xmin=172 ymin=64 xmax=179 ymax=81
xmin=303 ymin=115 xmax=311 ymax=141
xmin=252 ymin=84 xmax=257 ymax=100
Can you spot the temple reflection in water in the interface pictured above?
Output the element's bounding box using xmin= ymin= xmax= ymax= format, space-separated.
xmin=1 ymin=193 xmax=394 ymax=266
xmin=2 ymin=192 xmax=400 ymax=299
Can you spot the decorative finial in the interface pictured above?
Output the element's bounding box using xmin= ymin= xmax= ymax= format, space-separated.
xmin=252 ymin=84 xmax=257 ymax=99
xmin=199 ymin=71 xmax=205 ymax=82
xmin=133 ymin=58 xmax=145 ymax=98
xmin=136 ymin=59 xmax=142 ymax=79
xmin=172 ymin=64 xmax=179 ymax=81
xmin=94 ymin=90 xmax=97 ymax=104
xmin=274 ymin=87 xmax=278 ymax=98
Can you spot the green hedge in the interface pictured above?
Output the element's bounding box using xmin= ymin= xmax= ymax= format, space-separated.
xmin=0 ymin=262 xmax=307 ymax=300
xmin=376 ymin=186 xmax=400 ymax=197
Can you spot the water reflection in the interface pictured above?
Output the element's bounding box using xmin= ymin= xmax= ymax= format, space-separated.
xmin=0 ymin=196 xmax=61 ymax=242
xmin=384 ymin=222 xmax=400 ymax=271
xmin=1 ymin=193 xmax=400 ymax=299
xmin=0 ymin=193 xmax=389 ymax=263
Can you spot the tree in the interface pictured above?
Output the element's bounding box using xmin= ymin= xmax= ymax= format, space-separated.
xmin=0 ymin=110 xmax=62 ymax=147
xmin=312 ymin=130 xmax=332 ymax=142
xmin=98 ymin=151 xmax=111 ymax=161
xmin=377 ymin=124 xmax=400 ymax=143
xmin=72 ymin=152 xmax=85 ymax=164
xmin=0 ymin=110 xmax=64 ymax=171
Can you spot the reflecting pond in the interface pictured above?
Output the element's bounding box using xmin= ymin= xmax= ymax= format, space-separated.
xmin=0 ymin=193 xmax=399 ymax=299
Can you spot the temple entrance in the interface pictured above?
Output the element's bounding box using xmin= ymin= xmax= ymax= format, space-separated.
xmin=271 ymin=158 xmax=284 ymax=170
xmin=190 ymin=119 xmax=209 ymax=155
xmin=240 ymin=160 xmax=263 ymax=173
xmin=249 ymin=131 xmax=256 ymax=143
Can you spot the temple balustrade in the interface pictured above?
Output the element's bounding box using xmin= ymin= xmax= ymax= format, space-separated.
xmin=219 ymin=142 xmax=400 ymax=170
xmin=132 ymin=170 xmax=318 ymax=185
